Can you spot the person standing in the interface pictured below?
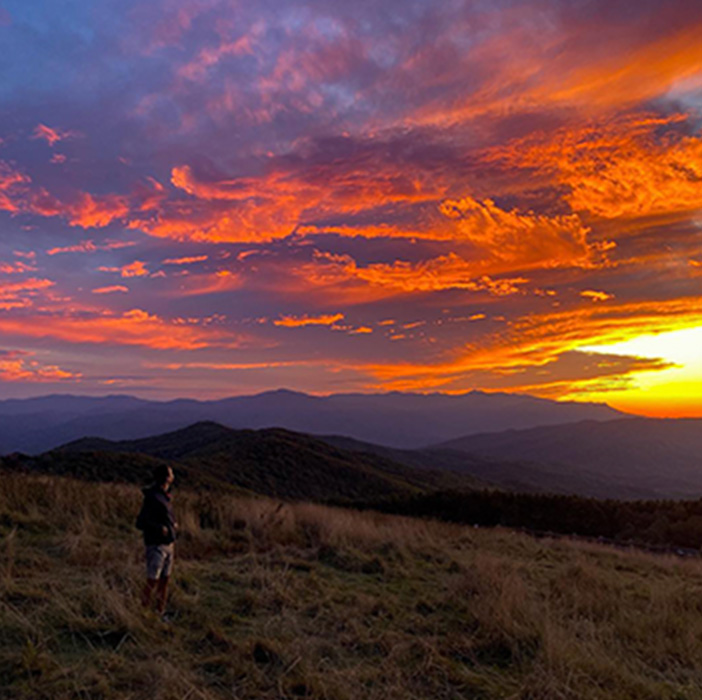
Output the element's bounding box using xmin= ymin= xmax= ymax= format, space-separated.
xmin=136 ymin=464 xmax=177 ymax=619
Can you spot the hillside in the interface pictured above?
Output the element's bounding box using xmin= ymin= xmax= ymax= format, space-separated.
xmin=2 ymin=473 xmax=702 ymax=699
xmin=1 ymin=422 xmax=486 ymax=502
xmin=0 ymin=389 xmax=625 ymax=454
xmin=319 ymin=435 xmax=651 ymax=500
xmin=437 ymin=417 xmax=702 ymax=499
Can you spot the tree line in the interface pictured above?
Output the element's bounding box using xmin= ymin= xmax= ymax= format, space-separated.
xmin=341 ymin=490 xmax=702 ymax=550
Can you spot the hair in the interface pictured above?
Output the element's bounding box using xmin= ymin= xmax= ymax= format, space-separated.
xmin=153 ymin=464 xmax=172 ymax=485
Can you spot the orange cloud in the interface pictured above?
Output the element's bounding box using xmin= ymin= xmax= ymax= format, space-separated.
xmin=294 ymin=222 xmax=437 ymax=240
xmin=162 ymin=255 xmax=208 ymax=265
xmin=64 ymin=192 xmax=130 ymax=229
xmin=581 ymin=290 xmax=614 ymax=302
xmin=92 ymin=285 xmax=129 ymax=294
xmin=100 ymin=261 xmax=149 ymax=278
xmin=171 ymin=162 xmax=441 ymax=210
xmin=541 ymin=25 xmax=702 ymax=111
xmin=293 ymin=250 xmax=530 ymax=299
xmin=0 ymin=278 xmax=54 ymax=309
xmin=0 ymin=351 xmax=81 ymax=383
xmin=359 ymin=296 xmax=702 ymax=394
xmin=120 ymin=261 xmax=148 ymax=277
xmin=273 ymin=312 xmax=345 ymax=327
xmin=358 ymin=255 xmax=530 ymax=295
xmin=164 ymin=269 xmax=245 ymax=297
xmin=128 ymin=201 xmax=293 ymax=243
xmin=0 ymin=161 xmax=132 ymax=229
xmin=485 ymin=113 xmax=702 ymax=223
xmin=406 ymin=18 xmax=702 ymax=128
xmin=0 ymin=308 xmax=236 ymax=350
xmin=130 ymin=161 xmax=444 ymax=243
xmin=439 ymin=196 xmax=611 ymax=270
xmin=29 ymin=189 xmax=130 ymax=229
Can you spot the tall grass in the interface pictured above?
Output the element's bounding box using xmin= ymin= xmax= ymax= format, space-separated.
xmin=2 ymin=473 xmax=702 ymax=698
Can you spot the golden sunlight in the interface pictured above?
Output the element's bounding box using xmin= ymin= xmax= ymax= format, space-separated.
xmin=578 ymin=326 xmax=702 ymax=417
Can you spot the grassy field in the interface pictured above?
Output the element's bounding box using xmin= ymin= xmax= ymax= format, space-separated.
xmin=2 ymin=474 xmax=702 ymax=699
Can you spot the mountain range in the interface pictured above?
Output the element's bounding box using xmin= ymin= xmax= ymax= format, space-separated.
xmin=0 ymin=389 xmax=623 ymax=454
xmin=3 ymin=410 xmax=702 ymax=499
xmin=3 ymin=390 xmax=701 ymax=500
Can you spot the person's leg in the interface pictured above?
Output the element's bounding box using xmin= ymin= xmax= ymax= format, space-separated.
xmin=156 ymin=544 xmax=174 ymax=615
xmin=142 ymin=578 xmax=158 ymax=607
xmin=156 ymin=576 xmax=170 ymax=614
xmin=143 ymin=545 xmax=166 ymax=609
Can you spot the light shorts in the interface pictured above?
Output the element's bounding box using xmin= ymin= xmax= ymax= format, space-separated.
xmin=145 ymin=543 xmax=174 ymax=580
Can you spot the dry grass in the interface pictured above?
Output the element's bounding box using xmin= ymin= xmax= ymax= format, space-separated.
xmin=2 ymin=474 xmax=702 ymax=699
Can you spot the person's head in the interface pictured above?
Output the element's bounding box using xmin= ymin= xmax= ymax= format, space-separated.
xmin=153 ymin=464 xmax=174 ymax=490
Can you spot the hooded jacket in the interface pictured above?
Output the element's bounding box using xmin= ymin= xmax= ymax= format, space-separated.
xmin=136 ymin=484 xmax=176 ymax=546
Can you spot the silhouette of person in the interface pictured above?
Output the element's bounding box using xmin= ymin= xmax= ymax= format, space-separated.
xmin=136 ymin=464 xmax=177 ymax=619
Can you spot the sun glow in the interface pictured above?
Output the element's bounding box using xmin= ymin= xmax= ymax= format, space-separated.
xmin=578 ymin=326 xmax=702 ymax=417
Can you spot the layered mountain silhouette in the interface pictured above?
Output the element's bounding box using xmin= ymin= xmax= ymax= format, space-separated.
xmin=5 ymin=412 xmax=702 ymax=500
xmin=1 ymin=422 xmax=487 ymax=502
xmin=318 ymin=434 xmax=653 ymax=500
xmin=0 ymin=389 xmax=623 ymax=454
xmin=436 ymin=418 xmax=702 ymax=499
xmin=4 ymin=391 xmax=700 ymax=500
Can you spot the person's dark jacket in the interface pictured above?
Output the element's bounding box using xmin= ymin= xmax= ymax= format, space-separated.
xmin=136 ymin=485 xmax=176 ymax=545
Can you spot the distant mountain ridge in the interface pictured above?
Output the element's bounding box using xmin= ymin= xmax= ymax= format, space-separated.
xmin=0 ymin=389 xmax=625 ymax=455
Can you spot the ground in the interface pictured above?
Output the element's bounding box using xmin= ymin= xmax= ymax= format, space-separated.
xmin=2 ymin=474 xmax=702 ymax=699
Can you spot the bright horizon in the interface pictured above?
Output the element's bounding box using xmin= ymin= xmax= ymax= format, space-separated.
xmin=1 ymin=1 xmax=701 ymax=417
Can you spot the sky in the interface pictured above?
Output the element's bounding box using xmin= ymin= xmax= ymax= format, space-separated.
xmin=0 ymin=0 xmax=701 ymax=414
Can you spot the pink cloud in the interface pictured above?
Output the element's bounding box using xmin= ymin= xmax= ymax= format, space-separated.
xmin=32 ymin=124 xmax=76 ymax=147
xmin=46 ymin=239 xmax=136 ymax=255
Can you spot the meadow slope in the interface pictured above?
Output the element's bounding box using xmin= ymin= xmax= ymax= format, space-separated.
xmin=2 ymin=474 xmax=702 ymax=699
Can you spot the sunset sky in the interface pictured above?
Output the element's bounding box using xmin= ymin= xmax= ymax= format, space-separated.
xmin=0 ymin=0 xmax=701 ymax=414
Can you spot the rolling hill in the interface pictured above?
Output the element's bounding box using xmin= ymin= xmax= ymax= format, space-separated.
xmin=318 ymin=434 xmax=654 ymax=499
xmin=1 ymin=421 xmax=486 ymax=502
xmin=436 ymin=417 xmax=702 ymax=499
